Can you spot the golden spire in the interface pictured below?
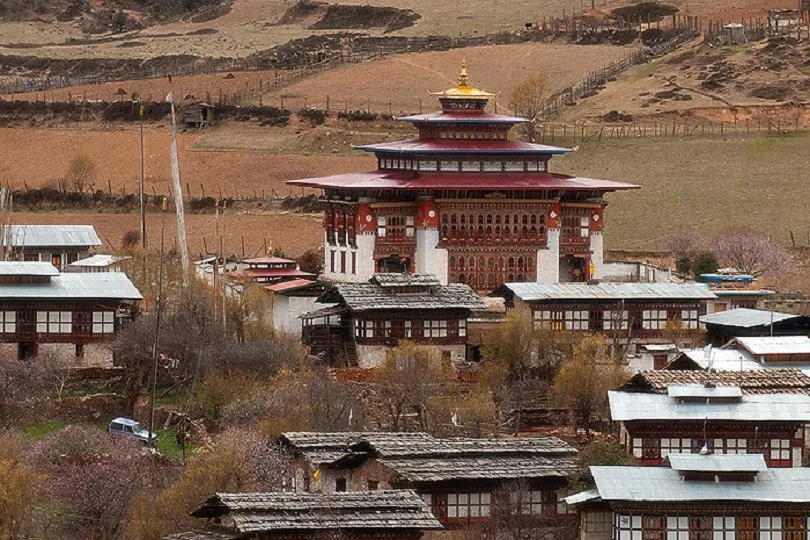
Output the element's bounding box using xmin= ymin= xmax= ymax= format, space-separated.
xmin=458 ymin=56 xmax=470 ymax=87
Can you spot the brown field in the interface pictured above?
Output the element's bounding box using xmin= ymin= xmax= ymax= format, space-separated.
xmin=559 ymin=39 xmax=810 ymax=125
xmin=4 ymin=70 xmax=282 ymax=104
xmin=7 ymin=211 xmax=323 ymax=258
xmin=555 ymin=131 xmax=810 ymax=251
xmin=0 ymin=0 xmax=790 ymax=61
xmin=255 ymin=42 xmax=635 ymax=112
xmin=0 ymin=126 xmax=375 ymax=197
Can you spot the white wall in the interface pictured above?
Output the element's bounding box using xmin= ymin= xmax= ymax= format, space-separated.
xmin=416 ymin=228 xmax=448 ymax=285
xmin=272 ymin=295 xmax=333 ymax=338
xmin=323 ymin=233 xmax=375 ymax=283
xmin=590 ymin=231 xmax=605 ymax=280
xmin=536 ymin=228 xmax=560 ymax=283
xmin=357 ymin=343 xmax=467 ymax=368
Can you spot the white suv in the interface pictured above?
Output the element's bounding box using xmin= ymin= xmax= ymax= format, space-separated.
xmin=108 ymin=417 xmax=157 ymax=444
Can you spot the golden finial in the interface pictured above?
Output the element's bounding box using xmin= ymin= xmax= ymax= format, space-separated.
xmin=458 ymin=56 xmax=469 ymax=87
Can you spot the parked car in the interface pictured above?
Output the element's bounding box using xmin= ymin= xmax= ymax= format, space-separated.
xmin=108 ymin=417 xmax=157 ymax=444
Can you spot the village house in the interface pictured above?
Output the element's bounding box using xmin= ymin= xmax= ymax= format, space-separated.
xmin=0 ymin=261 xmax=142 ymax=361
xmin=699 ymin=308 xmax=810 ymax=346
xmin=4 ymin=224 xmax=102 ymax=271
xmin=231 ymin=254 xmax=315 ymax=285
xmin=287 ymin=60 xmax=638 ymax=292
xmin=301 ymin=273 xmax=486 ymax=367
xmin=670 ymin=335 xmax=810 ymax=372
xmin=609 ymin=369 xmax=810 ymax=467
xmin=279 ymin=431 xmax=579 ymax=529
xmin=702 ymin=273 xmax=774 ymax=311
xmin=566 ymin=453 xmax=810 ymax=540
xmin=66 ymin=254 xmax=129 ymax=274
xmin=494 ymin=282 xmax=716 ymax=350
xmin=173 ymin=490 xmax=442 ymax=540
xmin=266 ymin=279 xmax=330 ymax=338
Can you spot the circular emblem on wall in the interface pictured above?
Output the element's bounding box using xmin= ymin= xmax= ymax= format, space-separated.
xmin=428 ymin=210 xmax=436 ymax=218
xmin=549 ymin=211 xmax=558 ymax=219
xmin=593 ymin=214 xmax=600 ymax=221
xmin=366 ymin=215 xmax=372 ymax=223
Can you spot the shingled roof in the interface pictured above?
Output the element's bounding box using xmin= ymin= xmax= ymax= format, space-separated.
xmin=279 ymin=432 xmax=434 ymax=464
xmin=315 ymin=274 xmax=486 ymax=312
xmin=618 ymin=369 xmax=810 ymax=395
xmin=340 ymin=435 xmax=579 ymax=482
xmin=190 ymin=490 xmax=442 ymax=533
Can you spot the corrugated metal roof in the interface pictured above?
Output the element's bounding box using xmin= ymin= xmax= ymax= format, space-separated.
xmin=0 ymin=272 xmax=142 ymax=300
xmin=68 ymin=254 xmax=127 ymax=268
xmin=731 ymin=336 xmax=810 ymax=356
xmin=667 ymin=385 xmax=742 ymax=399
xmin=504 ymin=282 xmax=717 ymax=302
xmin=676 ymin=348 xmax=765 ymax=371
xmin=356 ymin=138 xmax=569 ymax=154
xmin=7 ymin=225 xmax=102 ymax=247
xmin=700 ymin=308 xmax=799 ymax=328
xmin=668 ymin=453 xmax=767 ymax=472
xmin=590 ymin=466 xmax=810 ymax=502
xmin=608 ymin=390 xmax=810 ymax=422
xmin=0 ymin=262 xmax=59 ymax=276
xmin=396 ymin=111 xmax=530 ymax=124
xmin=564 ymin=489 xmax=602 ymax=506
xmin=642 ymin=344 xmax=678 ymax=352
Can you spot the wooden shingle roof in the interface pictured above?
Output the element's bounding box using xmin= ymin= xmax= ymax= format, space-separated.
xmin=191 ymin=491 xmax=442 ymax=532
xmin=619 ymin=369 xmax=810 ymax=395
xmin=316 ymin=275 xmax=486 ymax=312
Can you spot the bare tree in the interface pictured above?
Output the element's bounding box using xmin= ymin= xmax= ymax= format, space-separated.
xmin=38 ymin=349 xmax=74 ymax=401
xmin=713 ymin=230 xmax=791 ymax=277
xmin=509 ymin=75 xmax=547 ymax=142
xmin=552 ymin=334 xmax=628 ymax=437
xmin=66 ymin=153 xmax=97 ymax=195
xmin=490 ymin=479 xmax=577 ymax=540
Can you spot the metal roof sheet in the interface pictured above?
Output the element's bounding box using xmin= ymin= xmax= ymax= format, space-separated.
xmin=0 ymin=262 xmax=59 ymax=276
xmin=731 ymin=336 xmax=810 ymax=356
xmin=356 ymin=138 xmax=571 ymax=154
xmin=590 ymin=466 xmax=810 ymax=502
xmin=700 ymin=308 xmax=799 ymax=328
xmin=668 ymin=453 xmax=767 ymax=472
xmin=396 ymin=111 xmax=529 ymax=124
xmin=674 ymin=348 xmax=764 ymax=371
xmin=642 ymin=344 xmax=678 ymax=352
xmin=608 ymin=390 xmax=810 ymax=422
xmin=68 ymin=254 xmax=126 ymax=268
xmin=264 ymin=279 xmax=319 ymax=293
xmin=667 ymin=385 xmax=743 ymax=399
xmin=564 ymin=489 xmax=602 ymax=506
xmin=504 ymin=282 xmax=717 ymax=301
xmin=0 ymin=272 xmax=142 ymax=300
xmin=288 ymin=170 xmax=639 ymax=192
xmin=7 ymin=224 xmax=102 ymax=247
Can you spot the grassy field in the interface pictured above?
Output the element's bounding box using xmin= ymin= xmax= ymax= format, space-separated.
xmin=554 ymin=131 xmax=810 ymax=250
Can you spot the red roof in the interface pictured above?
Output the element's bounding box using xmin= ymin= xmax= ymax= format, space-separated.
xmin=265 ymin=279 xmax=318 ymax=293
xmin=397 ymin=111 xmax=528 ymax=124
xmin=356 ymin=139 xmax=571 ymax=154
xmin=243 ymin=254 xmax=296 ymax=265
xmin=234 ymin=268 xmax=316 ymax=279
xmin=288 ymin=170 xmax=640 ymax=192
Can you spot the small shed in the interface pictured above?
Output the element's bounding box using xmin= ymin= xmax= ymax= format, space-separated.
xmin=722 ymin=23 xmax=747 ymax=44
xmin=184 ymin=102 xmax=214 ymax=129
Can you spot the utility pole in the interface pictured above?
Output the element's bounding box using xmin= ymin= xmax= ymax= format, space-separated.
xmin=148 ymin=216 xmax=166 ymax=447
xmin=167 ymin=90 xmax=189 ymax=282
xmin=138 ymin=92 xmax=147 ymax=250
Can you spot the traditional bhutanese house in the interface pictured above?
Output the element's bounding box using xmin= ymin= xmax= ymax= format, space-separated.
xmin=3 ymin=224 xmax=102 ymax=271
xmin=301 ymin=274 xmax=486 ymax=367
xmin=633 ymin=344 xmax=680 ymax=372
xmin=494 ymin=282 xmax=717 ymax=349
xmin=179 ymin=490 xmax=442 ymax=539
xmin=279 ymin=432 xmax=435 ymax=494
xmin=329 ymin=434 xmax=579 ymax=528
xmin=0 ymin=262 xmax=142 ymax=361
xmin=232 ymin=254 xmax=316 ymax=285
xmin=566 ymin=454 xmax=810 ymax=540
xmin=699 ymin=308 xmax=810 ymax=346
xmin=610 ymin=369 xmax=810 ymax=467
xmin=701 ymin=273 xmax=775 ymax=311
xmin=266 ymin=279 xmax=331 ymax=338
xmin=287 ymin=60 xmax=639 ymax=293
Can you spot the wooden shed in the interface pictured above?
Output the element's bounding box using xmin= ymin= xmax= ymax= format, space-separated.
xmin=184 ymin=102 xmax=214 ymax=129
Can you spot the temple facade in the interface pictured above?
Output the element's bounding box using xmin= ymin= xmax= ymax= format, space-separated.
xmin=289 ymin=61 xmax=638 ymax=293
